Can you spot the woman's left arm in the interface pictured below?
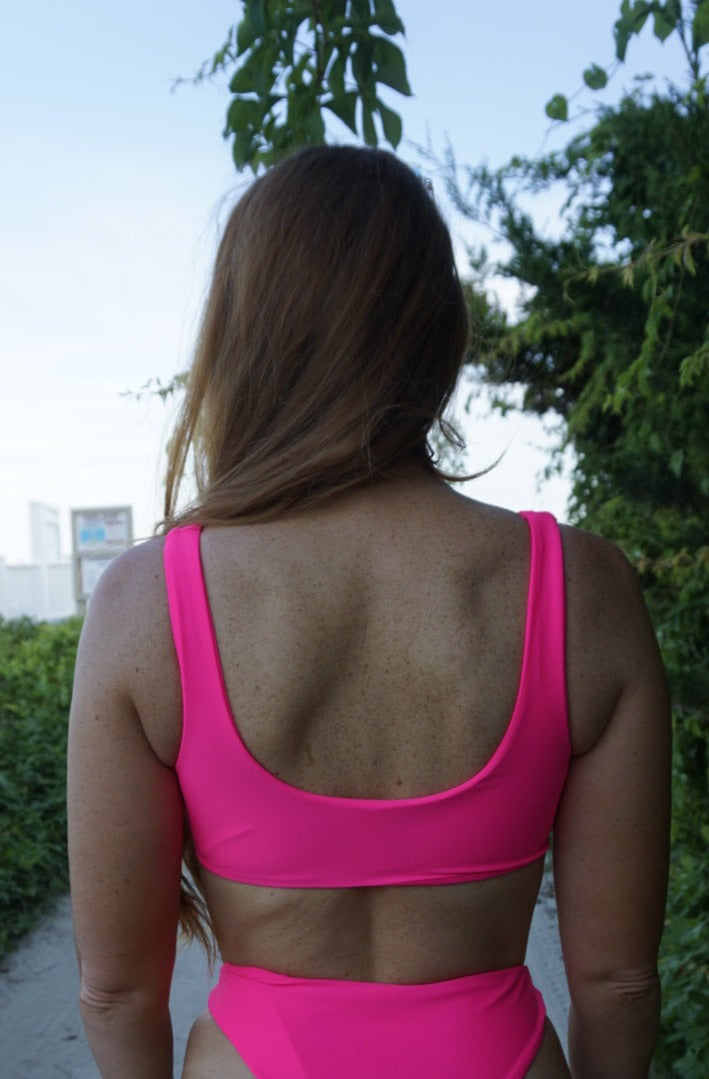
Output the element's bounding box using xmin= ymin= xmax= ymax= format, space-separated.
xmin=67 ymin=542 xmax=183 ymax=1079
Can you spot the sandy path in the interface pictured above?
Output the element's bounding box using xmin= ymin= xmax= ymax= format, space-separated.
xmin=0 ymin=882 xmax=569 ymax=1077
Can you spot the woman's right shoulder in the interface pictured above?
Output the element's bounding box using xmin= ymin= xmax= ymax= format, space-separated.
xmin=559 ymin=521 xmax=641 ymax=619
xmin=559 ymin=522 xmax=650 ymax=641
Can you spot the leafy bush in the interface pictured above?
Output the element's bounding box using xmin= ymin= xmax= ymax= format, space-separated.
xmin=0 ymin=616 xmax=82 ymax=959
xmin=652 ymin=705 xmax=709 ymax=1078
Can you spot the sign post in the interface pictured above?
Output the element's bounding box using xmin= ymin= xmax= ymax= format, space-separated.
xmin=71 ymin=506 xmax=133 ymax=612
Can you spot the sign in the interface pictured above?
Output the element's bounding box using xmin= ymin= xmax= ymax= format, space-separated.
xmin=73 ymin=507 xmax=132 ymax=554
xmin=71 ymin=506 xmax=133 ymax=609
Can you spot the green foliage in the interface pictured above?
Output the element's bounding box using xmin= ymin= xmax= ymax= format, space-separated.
xmin=186 ymin=0 xmax=411 ymax=172
xmin=695 ymin=1 xmax=709 ymax=46
xmin=450 ymin=3 xmax=707 ymax=1071
xmin=583 ymin=63 xmax=610 ymax=89
xmin=652 ymin=710 xmax=709 ymax=1078
xmin=546 ymin=0 xmax=709 ymax=118
xmin=153 ymin=1 xmax=411 ymax=399
xmin=0 ymin=616 xmax=82 ymax=959
xmin=544 ymin=93 xmax=569 ymax=121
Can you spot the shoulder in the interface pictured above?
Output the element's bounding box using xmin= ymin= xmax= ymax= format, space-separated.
xmin=559 ymin=522 xmax=650 ymax=645
xmin=76 ymin=535 xmax=181 ymax=763
xmin=558 ymin=523 xmax=666 ymax=754
xmin=559 ymin=520 xmax=637 ymax=587
xmin=88 ymin=535 xmax=167 ymax=609
xmin=80 ymin=537 xmax=168 ymax=663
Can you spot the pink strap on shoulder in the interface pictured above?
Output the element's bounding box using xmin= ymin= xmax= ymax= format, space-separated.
xmin=518 ymin=511 xmax=569 ymax=750
xmin=164 ymin=525 xmax=223 ymax=765
xmin=164 ymin=525 xmax=207 ymax=671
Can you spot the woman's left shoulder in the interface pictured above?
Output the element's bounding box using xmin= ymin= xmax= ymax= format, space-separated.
xmin=88 ymin=534 xmax=166 ymax=611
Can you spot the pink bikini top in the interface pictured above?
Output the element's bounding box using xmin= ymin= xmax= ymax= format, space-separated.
xmin=164 ymin=511 xmax=569 ymax=888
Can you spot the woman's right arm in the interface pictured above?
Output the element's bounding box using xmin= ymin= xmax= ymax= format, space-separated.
xmin=554 ymin=528 xmax=671 ymax=1079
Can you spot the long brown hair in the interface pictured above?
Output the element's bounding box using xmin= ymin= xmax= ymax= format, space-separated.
xmin=163 ymin=145 xmax=469 ymax=530
xmin=167 ymin=146 xmax=470 ymax=953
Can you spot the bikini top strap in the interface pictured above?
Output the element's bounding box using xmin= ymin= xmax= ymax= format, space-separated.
xmin=163 ymin=525 xmax=225 ymax=758
xmin=518 ymin=511 xmax=569 ymax=749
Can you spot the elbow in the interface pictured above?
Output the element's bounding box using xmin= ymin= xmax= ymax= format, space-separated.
xmin=79 ymin=980 xmax=135 ymax=1013
xmin=79 ymin=975 xmax=169 ymax=1020
xmin=569 ymin=965 xmax=661 ymax=1038
xmin=570 ymin=964 xmax=661 ymax=1004
xmin=607 ymin=967 xmax=661 ymax=1005
xmin=568 ymin=968 xmax=661 ymax=1078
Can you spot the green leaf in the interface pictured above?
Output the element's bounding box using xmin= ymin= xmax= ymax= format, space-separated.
xmin=352 ymin=0 xmax=371 ymax=22
xmin=630 ymin=1 xmax=652 ymax=33
xmin=352 ymin=41 xmax=373 ymax=89
xmin=362 ymin=101 xmax=377 ymax=146
xmin=371 ymin=36 xmax=412 ymax=95
xmin=282 ymin=21 xmax=297 ymax=67
xmin=653 ymin=3 xmax=679 ymax=42
xmin=257 ymin=44 xmax=279 ymax=97
xmin=664 ymin=0 xmax=683 ymax=30
xmin=682 ymin=244 xmax=697 ymax=275
xmin=225 ymin=96 xmax=263 ymax=136
xmin=372 ymin=0 xmax=405 ymax=36
xmin=290 ymin=0 xmax=315 ymax=22
xmin=288 ymin=50 xmax=313 ymax=91
xmin=323 ymin=91 xmax=359 ymax=134
xmin=246 ymin=0 xmax=266 ymax=36
xmin=229 ymin=51 xmax=264 ymax=94
xmin=377 ymin=98 xmax=402 ymax=147
xmin=583 ymin=64 xmax=609 ymax=90
xmin=262 ymin=92 xmax=283 ymax=116
xmin=669 ymin=449 xmax=684 ymax=477
xmin=302 ymin=107 xmax=326 ymax=144
xmin=545 ymin=94 xmax=568 ymax=122
xmin=236 ymin=13 xmax=257 ymax=56
xmin=693 ymin=1 xmax=709 ymax=48
xmin=327 ymin=50 xmax=347 ymax=99
xmin=614 ymin=2 xmax=651 ymax=60
xmin=614 ymin=22 xmax=632 ymax=61
xmin=232 ymin=128 xmax=255 ymax=170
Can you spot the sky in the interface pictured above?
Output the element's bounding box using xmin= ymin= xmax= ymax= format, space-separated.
xmin=0 ymin=1 xmax=689 ymax=562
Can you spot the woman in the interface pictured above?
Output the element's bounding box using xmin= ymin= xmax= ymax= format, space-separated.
xmin=68 ymin=146 xmax=671 ymax=1078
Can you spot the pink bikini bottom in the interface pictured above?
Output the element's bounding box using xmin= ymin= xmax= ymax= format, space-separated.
xmin=208 ymin=962 xmax=546 ymax=1078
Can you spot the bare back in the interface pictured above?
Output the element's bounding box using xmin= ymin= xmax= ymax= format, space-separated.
xmin=189 ymin=477 xmax=543 ymax=984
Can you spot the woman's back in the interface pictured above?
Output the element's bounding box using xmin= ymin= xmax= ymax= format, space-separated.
xmin=173 ymin=475 xmax=545 ymax=984
xmin=145 ymin=473 xmax=568 ymax=1074
xmin=71 ymin=469 xmax=669 ymax=1078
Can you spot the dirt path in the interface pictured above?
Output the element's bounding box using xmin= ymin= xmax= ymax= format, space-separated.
xmin=0 ymin=882 xmax=569 ymax=1078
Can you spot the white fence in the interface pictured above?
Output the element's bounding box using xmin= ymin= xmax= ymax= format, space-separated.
xmin=0 ymin=558 xmax=76 ymax=622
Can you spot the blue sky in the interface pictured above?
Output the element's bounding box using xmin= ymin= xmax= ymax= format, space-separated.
xmin=0 ymin=1 xmax=689 ymax=560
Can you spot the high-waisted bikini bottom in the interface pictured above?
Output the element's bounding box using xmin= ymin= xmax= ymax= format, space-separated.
xmin=208 ymin=962 xmax=546 ymax=1078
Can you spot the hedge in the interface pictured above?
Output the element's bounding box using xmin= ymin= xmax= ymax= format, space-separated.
xmin=0 ymin=616 xmax=82 ymax=958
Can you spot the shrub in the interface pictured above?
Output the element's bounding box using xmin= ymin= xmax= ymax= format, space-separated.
xmin=653 ymin=706 xmax=709 ymax=1078
xmin=0 ymin=616 xmax=82 ymax=958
